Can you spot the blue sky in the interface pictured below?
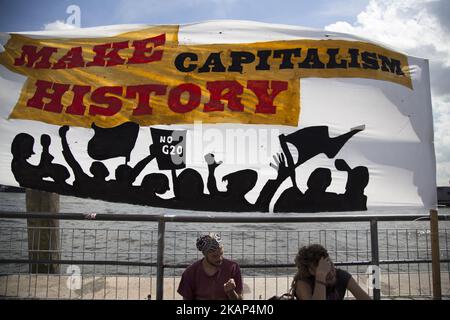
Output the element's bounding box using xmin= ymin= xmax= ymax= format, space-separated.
xmin=0 ymin=0 xmax=449 ymax=186
xmin=0 ymin=0 xmax=369 ymax=32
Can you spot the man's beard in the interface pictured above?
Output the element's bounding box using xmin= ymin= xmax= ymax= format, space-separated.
xmin=206 ymin=256 xmax=223 ymax=267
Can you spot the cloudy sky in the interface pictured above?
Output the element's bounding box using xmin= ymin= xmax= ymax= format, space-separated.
xmin=0 ymin=0 xmax=448 ymax=186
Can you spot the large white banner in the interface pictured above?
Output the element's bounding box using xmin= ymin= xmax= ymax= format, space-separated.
xmin=0 ymin=21 xmax=437 ymax=212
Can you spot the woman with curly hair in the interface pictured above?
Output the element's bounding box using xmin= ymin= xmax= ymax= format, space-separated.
xmin=291 ymin=244 xmax=371 ymax=300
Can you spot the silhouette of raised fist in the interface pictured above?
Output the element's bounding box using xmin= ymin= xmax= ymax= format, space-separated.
xmin=205 ymin=153 xmax=222 ymax=169
xmin=59 ymin=125 xmax=69 ymax=137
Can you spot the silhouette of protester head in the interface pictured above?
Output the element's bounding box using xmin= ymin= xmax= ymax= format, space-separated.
xmin=346 ymin=166 xmax=369 ymax=192
xmin=141 ymin=173 xmax=170 ymax=195
xmin=115 ymin=164 xmax=133 ymax=183
xmin=335 ymin=159 xmax=369 ymax=193
xmin=11 ymin=133 xmax=35 ymax=159
xmin=89 ymin=161 xmax=109 ymax=180
xmin=222 ymin=169 xmax=257 ymax=196
xmin=176 ymin=168 xmax=204 ymax=201
xmin=307 ymin=168 xmax=332 ymax=193
xmin=40 ymin=134 xmax=51 ymax=148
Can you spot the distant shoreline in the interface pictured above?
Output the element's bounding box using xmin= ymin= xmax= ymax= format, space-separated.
xmin=0 ymin=184 xmax=24 ymax=193
xmin=438 ymin=186 xmax=450 ymax=207
xmin=1 ymin=185 xmax=449 ymax=207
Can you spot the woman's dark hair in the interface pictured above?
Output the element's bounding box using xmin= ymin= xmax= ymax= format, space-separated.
xmin=290 ymin=244 xmax=329 ymax=295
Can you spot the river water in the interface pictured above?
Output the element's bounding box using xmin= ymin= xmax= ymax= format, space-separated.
xmin=0 ymin=192 xmax=449 ymax=276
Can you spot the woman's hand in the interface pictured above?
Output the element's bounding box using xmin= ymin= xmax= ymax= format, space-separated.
xmin=315 ymin=257 xmax=332 ymax=281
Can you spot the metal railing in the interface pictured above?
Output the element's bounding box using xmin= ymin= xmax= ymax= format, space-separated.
xmin=0 ymin=211 xmax=449 ymax=300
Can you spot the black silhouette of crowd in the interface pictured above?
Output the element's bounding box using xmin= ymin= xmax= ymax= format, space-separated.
xmin=11 ymin=123 xmax=369 ymax=212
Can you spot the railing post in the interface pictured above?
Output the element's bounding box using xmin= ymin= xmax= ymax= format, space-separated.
xmin=430 ymin=209 xmax=441 ymax=300
xmin=370 ymin=219 xmax=381 ymax=300
xmin=156 ymin=218 xmax=166 ymax=300
xmin=26 ymin=189 xmax=60 ymax=274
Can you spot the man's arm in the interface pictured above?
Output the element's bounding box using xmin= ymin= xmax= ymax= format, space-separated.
xmin=224 ymin=279 xmax=242 ymax=300
xmin=224 ymin=263 xmax=244 ymax=300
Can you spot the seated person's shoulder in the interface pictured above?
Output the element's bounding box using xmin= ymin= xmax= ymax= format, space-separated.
xmin=183 ymin=259 xmax=202 ymax=274
xmin=335 ymin=268 xmax=353 ymax=287
xmin=223 ymin=258 xmax=241 ymax=268
xmin=336 ymin=268 xmax=352 ymax=279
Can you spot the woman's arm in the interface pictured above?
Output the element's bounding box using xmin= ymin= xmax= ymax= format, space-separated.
xmin=347 ymin=277 xmax=372 ymax=300
xmin=295 ymin=279 xmax=327 ymax=300
xmin=295 ymin=257 xmax=331 ymax=300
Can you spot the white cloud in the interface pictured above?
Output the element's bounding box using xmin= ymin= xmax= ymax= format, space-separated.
xmin=43 ymin=20 xmax=77 ymax=31
xmin=325 ymin=0 xmax=450 ymax=186
xmin=325 ymin=0 xmax=450 ymax=64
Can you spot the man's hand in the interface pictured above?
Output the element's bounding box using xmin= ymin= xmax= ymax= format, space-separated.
xmin=224 ymin=278 xmax=236 ymax=293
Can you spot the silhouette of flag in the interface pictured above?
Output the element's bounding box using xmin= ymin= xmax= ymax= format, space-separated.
xmin=88 ymin=122 xmax=139 ymax=163
xmin=279 ymin=125 xmax=364 ymax=187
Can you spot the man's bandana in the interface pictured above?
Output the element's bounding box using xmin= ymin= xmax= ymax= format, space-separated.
xmin=196 ymin=233 xmax=222 ymax=253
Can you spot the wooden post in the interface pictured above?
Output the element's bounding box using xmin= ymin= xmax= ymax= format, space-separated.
xmin=430 ymin=209 xmax=441 ymax=300
xmin=26 ymin=189 xmax=60 ymax=274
